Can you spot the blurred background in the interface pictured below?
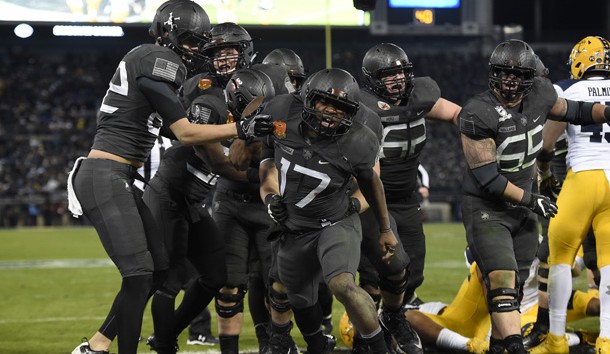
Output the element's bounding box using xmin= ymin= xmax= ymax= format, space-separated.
xmin=0 ymin=0 xmax=608 ymax=227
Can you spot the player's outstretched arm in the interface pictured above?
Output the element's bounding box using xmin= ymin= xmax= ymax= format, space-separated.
xmin=547 ymin=96 xmax=610 ymax=125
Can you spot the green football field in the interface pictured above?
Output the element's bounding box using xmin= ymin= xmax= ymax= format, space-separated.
xmin=0 ymin=224 xmax=596 ymax=353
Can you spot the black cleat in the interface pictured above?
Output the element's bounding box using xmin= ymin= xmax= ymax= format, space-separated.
xmin=320 ymin=334 xmax=337 ymax=354
xmin=379 ymin=310 xmax=423 ymax=354
xmin=521 ymin=323 xmax=548 ymax=350
xmin=146 ymin=333 xmax=178 ymax=354
xmin=322 ymin=316 xmax=334 ymax=335
xmin=266 ymin=323 xmax=300 ymax=354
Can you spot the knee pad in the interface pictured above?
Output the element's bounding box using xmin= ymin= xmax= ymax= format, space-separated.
xmin=378 ymin=270 xmax=408 ymax=295
xmin=537 ymin=266 xmax=549 ymax=292
xmin=487 ymin=287 xmax=520 ymax=313
xmin=268 ymin=285 xmax=291 ymax=313
xmin=215 ymin=287 xmax=246 ymax=318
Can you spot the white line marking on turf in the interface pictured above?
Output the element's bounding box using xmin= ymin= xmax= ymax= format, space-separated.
xmin=0 ymin=316 xmax=107 ymax=324
xmin=0 ymin=259 xmax=113 ymax=269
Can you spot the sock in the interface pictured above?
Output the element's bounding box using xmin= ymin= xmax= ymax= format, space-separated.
xmin=254 ymin=322 xmax=270 ymax=344
xmin=600 ymin=265 xmax=610 ymax=338
xmin=151 ymin=290 xmax=176 ymax=347
xmin=219 ymin=334 xmax=239 ymax=354
xmin=293 ymin=305 xmax=324 ymax=353
xmin=535 ymin=306 xmax=550 ymax=329
xmin=173 ymin=278 xmax=217 ymax=336
xmin=361 ymin=327 xmax=388 ymax=354
xmin=549 ymin=264 xmax=572 ymax=336
xmin=503 ymin=334 xmax=525 ymax=353
xmin=318 ymin=284 xmax=334 ymax=319
xmin=98 ymin=293 xmax=119 ymax=340
xmin=116 ymin=274 xmax=153 ymax=354
xmin=435 ymin=328 xmax=469 ymax=351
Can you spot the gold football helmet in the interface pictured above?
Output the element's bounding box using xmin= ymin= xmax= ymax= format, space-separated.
xmin=569 ymin=36 xmax=610 ymax=79
xmin=339 ymin=311 xmax=354 ymax=348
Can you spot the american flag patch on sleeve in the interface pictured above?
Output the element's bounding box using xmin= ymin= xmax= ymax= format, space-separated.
xmin=459 ymin=116 xmax=476 ymax=136
xmin=152 ymin=58 xmax=179 ymax=82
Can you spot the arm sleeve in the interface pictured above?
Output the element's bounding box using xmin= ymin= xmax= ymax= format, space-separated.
xmin=137 ymin=76 xmax=187 ymax=125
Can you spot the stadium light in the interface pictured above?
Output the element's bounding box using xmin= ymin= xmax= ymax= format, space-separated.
xmin=52 ymin=25 xmax=124 ymax=37
xmin=14 ymin=23 xmax=34 ymax=38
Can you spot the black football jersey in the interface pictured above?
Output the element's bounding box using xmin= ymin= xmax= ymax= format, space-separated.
xmin=179 ymin=72 xmax=226 ymax=109
xmin=154 ymin=94 xmax=227 ymax=203
xmin=359 ymin=77 xmax=440 ymax=199
xmin=459 ymin=77 xmax=558 ymax=199
xmin=92 ymin=44 xmax=187 ymax=162
xmin=261 ymin=94 xmax=380 ymax=231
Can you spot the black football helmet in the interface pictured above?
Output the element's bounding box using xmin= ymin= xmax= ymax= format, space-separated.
xmin=534 ymin=55 xmax=549 ymax=78
xmin=301 ymin=68 xmax=360 ymax=137
xmin=362 ymin=43 xmax=414 ymax=102
xmin=488 ymin=39 xmax=537 ymax=103
xmin=251 ymin=63 xmax=295 ymax=95
xmin=149 ymin=0 xmax=210 ymax=73
xmin=201 ymin=22 xmax=254 ymax=80
xmin=262 ymin=48 xmax=307 ymax=91
xmin=225 ymin=69 xmax=275 ymax=120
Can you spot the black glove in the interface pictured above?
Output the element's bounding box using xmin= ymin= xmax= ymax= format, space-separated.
xmin=236 ymin=114 xmax=274 ymax=140
xmin=521 ymin=191 xmax=558 ymax=219
xmin=265 ymin=194 xmax=287 ymax=224
xmin=348 ymin=197 xmax=361 ymax=214
xmin=538 ymin=171 xmax=562 ymax=201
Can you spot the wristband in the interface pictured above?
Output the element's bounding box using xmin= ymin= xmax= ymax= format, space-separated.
xmin=536 ymin=149 xmax=554 ymax=163
xmin=264 ymin=193 xmax=276 ymax=206
xmin=379 ymin=227 xmax=392 ymax=233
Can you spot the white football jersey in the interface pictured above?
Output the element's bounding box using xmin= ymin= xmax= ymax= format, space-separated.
xmin=554 ymin=77 xmax=610 ymax=172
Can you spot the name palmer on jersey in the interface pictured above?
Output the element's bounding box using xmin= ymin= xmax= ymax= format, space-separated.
xmin=555 ymin=78 xmax=610 ymax=171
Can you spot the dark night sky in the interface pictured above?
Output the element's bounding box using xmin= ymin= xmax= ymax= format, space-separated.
xmin=493 ymin=0 xmax=609 ymax=42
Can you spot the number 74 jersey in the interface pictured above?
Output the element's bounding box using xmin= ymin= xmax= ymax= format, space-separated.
xmin=555 ymin=78 xmax=610 ymax=172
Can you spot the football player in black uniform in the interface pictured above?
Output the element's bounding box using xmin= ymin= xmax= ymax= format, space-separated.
xmin=262 ymin=48 xmax=308 ymax=92
xmin=259 ymin=68 xmax=398 ymax=354
xmin=68 ymin=2 xmax=272 ymax=353
xmin=356 ymin=42 xmax=461 ymax=354
xmin=180 ymin=22 xmax=254 ymax=108
xmin=210 ymin=68 xmax=284 ymax=354
xmin=458 ymin=39 xmax=610 ymax=353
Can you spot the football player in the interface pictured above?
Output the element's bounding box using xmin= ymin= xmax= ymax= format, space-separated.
xmin=458 ymin=38 xmax=610 ymax=354
xmin=259 ymin=68 xmax=397 ymax=354
xmin=262 ymin=48 xmax=308 ymax=92
xmin=211 ymin=68 xmax=288 ymax=354
xmin=355 ymin=42 xmax=462 ymax=354
xmin=68 ymin=2 xmax=272 ymax=353
xmin=180 ymin=22 xmax=254 ymax=107
xmin=529 ymin=36 xmax=610 ymax=354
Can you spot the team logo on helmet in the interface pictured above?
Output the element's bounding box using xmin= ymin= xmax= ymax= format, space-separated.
xmin=273 ymin=121 xmax=286 ymax=139
xmin=164 ymin=12 xmax=180 ymax=30
xmin=377 ymin=101 xmax=391 ymax=110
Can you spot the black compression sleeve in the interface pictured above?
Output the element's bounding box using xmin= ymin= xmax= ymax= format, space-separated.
xmin=564 ymin=99 xmax=595 ymax=125
xmin=137 ymin=77 xmax=187 ymax=125
xmin=470 ymin=162 xmax=509 ymax=196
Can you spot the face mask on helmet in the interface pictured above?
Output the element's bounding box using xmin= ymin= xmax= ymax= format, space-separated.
xmin=488 ymin=40 xmax=536 ymax=103
xmin=225 ymin=69 xmax=275 ymax=120
xmin=301 ymin=68 xmax=360 ymax=137
xmin=568 ymin=36 xmax=610 ymax=79
xmin=362 ymin=43 xmax=414 ymax=102
xmin=201 ymin=23 xmax=254 ymax=81
xmin=150 ymin=0 xmax=211 ymax=73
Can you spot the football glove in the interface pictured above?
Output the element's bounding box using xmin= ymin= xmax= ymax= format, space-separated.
xmin=236 ymin=114 xmax=274 ymax=140
xmin=521 ymin=191 xmax=558 ymax=219
xmin=265 ymin=194 xmax=287 ymax=224
xmin=538 ymin=173 xmax=562 ymax=201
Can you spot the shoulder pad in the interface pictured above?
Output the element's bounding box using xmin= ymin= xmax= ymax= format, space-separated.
xmin=189 ymin=94 xmax=228 ymax=124
xmin=354 ymin=104 xmax=383 ymax=142
xmin=133 ymin=45 xmax=187 ymax=88
xmin=531 ymin=77 xmax=558 ymax=111
xmin=410 ymin=77 xmax=441 ymax=110
xmin=458 ymin=94 xmax=497 ymax=139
